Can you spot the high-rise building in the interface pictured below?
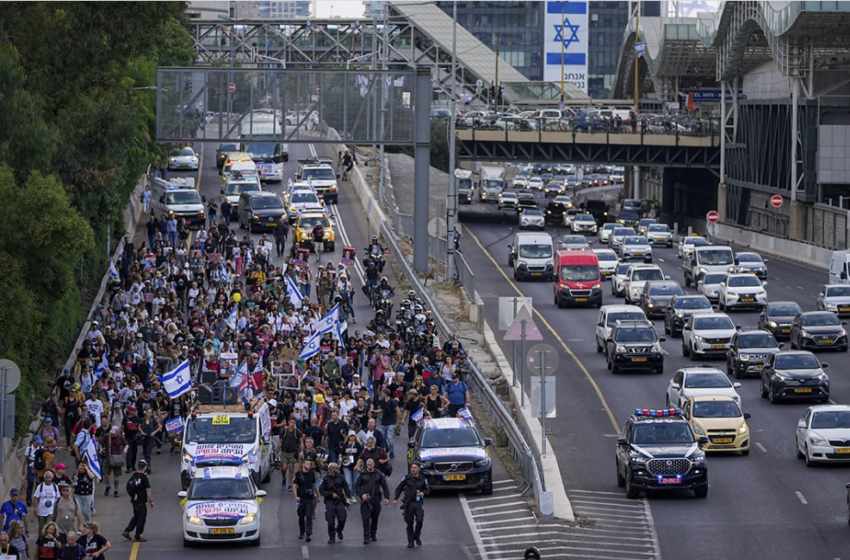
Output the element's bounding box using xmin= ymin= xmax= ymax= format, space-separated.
xmin=587 ymin=1 xmax=630 ymax=99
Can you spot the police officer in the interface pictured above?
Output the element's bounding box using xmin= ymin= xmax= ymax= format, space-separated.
xmin=273 ymin=218 xmax=288 ymax=257
xmin=393 ymin=462 xmax=429 ymax=548
xmin=319 ymin=463 xmax=353 ymax=544
xmin=293 ymin=460 xmax=319 ymax=542
xmin=354 ymin=458 xmax=390 ymax=545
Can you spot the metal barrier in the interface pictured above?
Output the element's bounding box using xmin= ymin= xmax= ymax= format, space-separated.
xmin=453 ymin=250 xmax=477 ymax=301
xmin=379 ymin=220 xmax=549 ymax=516
xmin=428 ymin=235 xmax=448 ymax=269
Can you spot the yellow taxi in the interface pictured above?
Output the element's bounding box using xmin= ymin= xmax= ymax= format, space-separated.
xmin=221 ymin=151 xmax=254 ymax=177
xmin=293 ymin=209 xmax=336 ymax=252
xmin=681 ymin=395 xmax=750 ymax=455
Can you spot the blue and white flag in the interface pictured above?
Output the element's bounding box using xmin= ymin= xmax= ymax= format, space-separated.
xmin=314 ymin=304 xmax=344 ymax=345
xmin=220 ymin=262 xmax=229 ymax=283
xmin=305 ymin=20 xmax=312 ymax=31
xmin=411 ymin=407 xmax=424 ymax=424
xmin=162 ymin=359 xmax=192 ymax=399
xmin=94 ymin=352 xmax=109 ymax=379
xmin=457 ymin=407 xmax=472 ymax=419
xmin=84 ymin=437 xmax=103 ymax=481
xmin=634 ymin=42 xmax=646 ymax=58
xmin=298 ymin=330 xmax=324 ymax=361
xmin=285 ymin=276 xmax=304 ymax=307
xmin=165 ymin=416 xmax=185 ymax=435
xmin=226 ymin=304 xmax=239 ymax=331
xmin=108 ymin=260 xmax=120 ymax=280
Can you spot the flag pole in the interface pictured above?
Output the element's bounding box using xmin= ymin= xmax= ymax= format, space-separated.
xmin=634 ymin=1 xmax=641 ymax=116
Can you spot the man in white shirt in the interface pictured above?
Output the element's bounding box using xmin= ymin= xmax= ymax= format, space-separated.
xmin=85 ymin=397 xmax=104 ymax=424
xmin=32 ymin=470 xmax=60 ymax=533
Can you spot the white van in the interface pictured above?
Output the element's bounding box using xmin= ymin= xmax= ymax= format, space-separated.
xmin=180 ymin=403 xmax=273 ymax=490
xmin=152 ymin=176 xmax=206 ymax=229
xmin=829 ymin=250 xmax=850 ymax=284
xmin=507 ymin=232 xmax=554 ymax=281
xmin=684 ymin=245 xmax=735 ymax=287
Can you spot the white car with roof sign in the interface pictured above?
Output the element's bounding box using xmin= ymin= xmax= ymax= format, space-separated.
xmin=666 ymin=367 xmax=742 ymax=409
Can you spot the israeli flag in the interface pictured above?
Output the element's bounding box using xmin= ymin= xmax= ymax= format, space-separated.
xmin=285 ymin=276 xmax=304 ymax=307
xmin=634 ymin=42 xmax=646 ymax=58
xmin=298 ymin=330 xmax=324 ymax=360
xmin=230 ymin=360 xmax=248 ymax=389
xmin=411 ymin=407 xmax=424 ymax=424
xmin=220 ymin=262 xmax=229 ymax=283
xmin=84 ymin=437 xmax=103 ymax=481
xmin=457 ymin=407 xmax=472 ymax=419
xmin=316 ymin=304 xmax=340 ymax=333
xmin=94 ymin=352 xmax=109 ymax=379
xmin=108 ymin=260 xmax=120 ymax=280
xmin=162 ymin=360 xmax=192 ymax=399
xmin=305 ymin=20 xmax=312 ymax=31
xmin=165 ymin=416 xmax=185 ymax=435
xmin=226 ymin=305 xmax=239 ymax=331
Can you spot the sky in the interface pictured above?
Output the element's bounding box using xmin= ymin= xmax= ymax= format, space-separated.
xmin=313 ymin=0 xmax=365 ymax=19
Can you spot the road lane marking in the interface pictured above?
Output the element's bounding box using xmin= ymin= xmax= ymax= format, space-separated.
xmin=755 ymin=442 xmax=767 ymax=453
xmin=301 ymin=545 xmax=309 ymax=558
xmin=797 ymin=285 xmax=806 ymax=290
xmin=796 ymin=491 xmax=808 ymax=505
xmin=459 ymin=492 xmax=490 ymax=560
xmin=466 ymin=227 xmax=620 ymax=431
xmin=492 ymin=479 xmax=515 ymax=485
xmin=130 ymin=542 xmax=140 ymax=560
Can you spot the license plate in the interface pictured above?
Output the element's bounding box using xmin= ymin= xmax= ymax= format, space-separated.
xmin=835 ymin=448 xmax=850 ymax=454
xmin=841 ymin=307 xmax=850 ymax=312
xmin=713 ymin=437 xmax=733 ymax=444
xmin=532 ymin=272 xmax=542 ymax=276
xmin=712 ymin=344 xmax=726 ymax=349
xmin=782 ymin=328 xmax=791 ymax=333
xmin=795 ymin=388 xmax=812 ymax=393
xmin=820 ymin=339 xmax=835 ymax=345
xmin=632 ymin=357 xmax=648 ymax=362
xmin=444 ymin=474 xmax=466 ymax=481
xmin=658 ymin=478 xmax=681 ymax=485
xmin=742 ymin=298 xmax=754 ymax=303
xmin=634 ymin=252 xmax=643 ymax=256
xmin=575 ymin=297 xmax=588 ymax=302
xmin=210 ymin=528 xmax=234 ymax=534
xmin=181 ymin=163 xmax=190 ymax=167
xmin=752 ymin=365 xmax=764 ymax=370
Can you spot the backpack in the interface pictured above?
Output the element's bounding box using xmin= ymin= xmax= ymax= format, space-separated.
xmin=33 ymin=448 xmax=47 ymax=471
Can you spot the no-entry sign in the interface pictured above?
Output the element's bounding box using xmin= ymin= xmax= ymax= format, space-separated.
xmin=770 ymin=195 xmax=783 ymax=208
xmin=706 ymin=210 xmax=719 ymax=224
xmin=228 ymin=82 xmax=236 ymax=93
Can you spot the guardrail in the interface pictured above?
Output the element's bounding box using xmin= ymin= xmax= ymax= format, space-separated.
xmin=453 ymin=250 xmax=477 ymax=302
xmin=379 ymin=219 xmax=550 ymax=516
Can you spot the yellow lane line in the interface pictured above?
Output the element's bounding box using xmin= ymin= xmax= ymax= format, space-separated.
xmin=465 ymin=227 xmax=620 ymax=432
xmin=129 ymin=541 xmax=140 ymax=560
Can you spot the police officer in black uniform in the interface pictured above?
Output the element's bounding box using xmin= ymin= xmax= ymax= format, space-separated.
xmin=354 ymin=458 xmax=390 ymax=545
xmin=319 ymin=463 xmax=353 ymax=544
xmin=293 ymin=460 xmax=320 ymax=542
xmin=393 ymin=462 xmax=430 ymax=548
xmin=273 ymin=218 xmax=288 ymax=257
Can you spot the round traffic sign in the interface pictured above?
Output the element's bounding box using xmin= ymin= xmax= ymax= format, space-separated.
xmin=228 ymin=82 xmax=236 ymax=93
xmin=427 ymin=217 xmax=446 ymax=238
xmin=770 ymin=195 xmax=783 ymax=208
xmin=706 ymin=210 xmax=719 ymax=224
xmin=0 ymin=359 xmax=22 ymax=393
xmin=526 ymin=343 xmax=559 ymax=375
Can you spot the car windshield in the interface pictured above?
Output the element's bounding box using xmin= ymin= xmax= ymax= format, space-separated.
xmin=243 ymin=143 xmax=275 ymax=158
xmin=529 ymin=177 xmax=542 ymax=184
xmin=632 ymin=269 xmax=663 ymax=282
xmin=624 ymin=237 xmax=647 ymax=245
xmin=518 ymin=244 xmax=552 ymax=259
xmin=225 ymin=182 xmax=260 ymax=195
xmin=826 ymin=286 xmax=850 ymax=297
xmin=619 ymin=212 xmax=639 ymax=220
xmin=693 ymin=316 xmax=734 ymax=330
xmin=802 ymin=313 xmax=841 ymax=327
xmin=684 ymin=373 xmax=731 ymax=388
xmin=165 ymin=191 xmax=201 ymax=205
xmin=616 ymin=264 xmax=632 ymax=275
xmin=602 ymin=224 xmax=617 ymax=231
xmin=187 ymin=478 xmax=254 ymax=501
xmin=698 ymin=249 xmax=734 ymax=266
xmin=737 ymin=253 xmax=762 ymax=263
xmin=613 ymin=229 xmax=634 ymax=237
xmin=302 ymin=167 xmax=336 ymax=181
xmin=702 ymin=273 xmax=726 ymax=285
xmin=769 ymin=304 xmax=801 ymax=316
xmin=607 ymin=312 xmax=646 ymax=326
xmin=649 ymin=225 xmax=670 ymax=233
xmin=523 ymin=209 xmax=543 ymax=217
xmin=728 ymin=276 xmax=761 ymax=287
xmin=298 ymin=216 xmax=330 ymax=229
xmin=561 ymin=236 xmax=585 ymax=244
xmin=575 ymin=215 xmax=594 ymax=222
xmin=775 ymin=354 xmax=821 ymax=369
xmin=738 ymin=334 xmax=777 ymax=348
xmin=675 ymin=297 xmax=711 ymax=310
xmin=560 ymin=265 xmax=597 ymax=281
xmin=252 ymin=196 xmax=283 ymax=209
xmin=596 ymin=252 xmax=617 ymax=262
xmin=420 ymin=428 xmax=481 ymax=448
xmin=633 ymin=423 xmax=695 ymax=445
xmin=555 ymin=197 xmax=571 ymax=204
xmin=692 ymin=401 xmax=742 ymax=419
xmin=178 ymin=147 xmax=194 ymax=156
xmin=649 ymin=283 xmax=682 ymax=296
xmin=501 ymin=193 xmax=517 ymax=199
xmin=615 ymin=327 xmax=657 ymax=343
xmin=186 ymin=417 xmax=256 ymax=444
xmin=291 ymin=192 xmax=319 ymax=205
xmin=811 ymin=411 xmax=850 ymax=429
xmin=219 ymin=143 xmax=238 ymax=152
xmin=685 ymin=237 xmax=708 ymax=246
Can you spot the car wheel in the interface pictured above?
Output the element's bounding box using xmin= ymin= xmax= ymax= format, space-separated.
xmin=690 ymin=345 xmax=700 ymax=361
xmin=741 ymin=448 xmax=750 ymax=456
xmin=685 ymin=275 xmax=691 ymax=287
xmin=625 ymin=476 xmax=640 ymax=499
xmin=612 ymin=364 xmax=620 ymax=375
xmin=655 ymin=366 xmax=663 ymax=375
xmin=596 ymin=339 xmax=602 ymax=353
xmin=513 ymin=267 xmax=518 ymax=280
xmin=606 ymin=353 xmax=612 ymax=370
xmin=664 ymin=321 xmax=670 ymax=335
xmin=251 ymin=536 xmax=261 ymax=547
xmin=682 ymin=341 xmax=690 ymax=358
xmin=734 ymin=367 xmax=744 ymax=380
xmin=665 ymin=394 xmax=671 ymax=408
xmin=769 ymin=386 xmax=780 ymax=404
xmin=804 ymin=445 xmax=816 ymax=468
xmin=616 ymin=462 xmax=625 ymax=488
xmin=248 ymin=222 xmax=254 ymax=234
xmin=796 ymin=438 xmax=804 ymax=459
xmin=760 ymin=379 xmax=768 ymax=398
xmin=481 ymin=479 xmax=494 ymax=495
xmin=693 ymin=486 xmax=708 ymax=499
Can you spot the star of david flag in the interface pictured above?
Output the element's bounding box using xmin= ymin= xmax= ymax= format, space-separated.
xmin=226 ymin=304 xmax=239 ymax=331
xmin=162 ymin=359 xmax=192 ymax=399
xmin=220 ymin=262 xmax=229 ymax=283
xmin=108 ymin=260 xmax=120 ymax=280
xmin=634 ymin=42 xmax=646 ymax=58
xmin=285 ymin=276 xmax=304 ymax=307
xmin=94 ymin=351 xmax=109 ymax=379
xmin=411 ymin=407 xmax=424 ymax=424
xmin=298 ymin=330 xmax=324 ymax=361
xmin=84 ymin=437 xmax=103 ymax=481
xmin=315 ymin=304 xmax=344 ymax=346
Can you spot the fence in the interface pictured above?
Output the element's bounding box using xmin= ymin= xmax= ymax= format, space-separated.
xmin=806 ymin=203 xmax=849 ymax=251
xmin=453 ymin=250 xmax=477 ymax=301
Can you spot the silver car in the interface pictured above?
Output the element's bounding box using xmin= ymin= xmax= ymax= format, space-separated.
xmin=817 ymin=284 xmax=850 ymax=317
xmin=646 ymin=224 xmax=673 ymax=247
xmin=608 ymin=227 xmax=636 ymax=252
xmin=559 ymin=235 xmax=590 ymax=251
xmin=619 ymin=236 xmax=653 ymax=263
xmin=697 ymin=272 xmax=727 ymax=302
xmin=598 ymin=223 xmax=617 ymax=244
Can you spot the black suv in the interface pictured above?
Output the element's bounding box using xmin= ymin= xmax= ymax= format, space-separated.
xmin=726 ymin=330 xmax=782 ymax=379
xmin=757 ymin=301 xmax=802 ymax=340
xmin=664 ymin=295 xmax=713 ymax=337
xmin=544 ymin=199 xmax=571 ymax=225
xmin=407 ymin=417 xmax=493 ymax=494
xmin=639 ymin=280 xmax=683 ymax=319
xmin=516 ymin=190 xmax=537 ymax=210
xmin=605 ymin=320 xmax=665 ymax=375
xmin=616 ymin=409 xmax=709 ymax=499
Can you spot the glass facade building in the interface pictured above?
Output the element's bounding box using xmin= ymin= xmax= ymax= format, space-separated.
xmin=587 ymin=1 xmax=630 ymax=99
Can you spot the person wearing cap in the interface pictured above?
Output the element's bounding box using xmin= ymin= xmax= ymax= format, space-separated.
xmin=401 ymin=389 xmax=426 ymax=438
xmin=52 ymin=465 xmax=71 ymax=490
xmin=51 ymin=482 xmax=83 ymax=544
xmin=39 ymin=395 xmax=60 ymax=432
xmin=36 ymin=418 xmax=59 ymax=448
xmin=0 ymin=489 xmax=28 ymax=534
xmin=445 ymin=372 xmax=469 ymax=419
xmin=121 ymin=461 xmax=152 ymax=543
xmin=340 ymin=431 xmax=363 ymax=493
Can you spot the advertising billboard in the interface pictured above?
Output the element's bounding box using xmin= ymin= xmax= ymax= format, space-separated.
xmin=543 ymin=1 xmax=589 ymax=93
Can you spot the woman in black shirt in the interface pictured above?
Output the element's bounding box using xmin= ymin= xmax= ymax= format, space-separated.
xmin=424 ymin=384 xmax=448 ymax=419
xmin=78 ymin=523 xmax=110 ymax=560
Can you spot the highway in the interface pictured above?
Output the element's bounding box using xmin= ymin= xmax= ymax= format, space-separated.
xmin=458 ymin=191 xmax=850 ymax=560
xmin=91 ymin=141 xmax=520 ymax=560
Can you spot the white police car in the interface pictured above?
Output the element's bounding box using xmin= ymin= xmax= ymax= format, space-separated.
xmin=178 ymin=466 xmax=266 ymax=547
xmin=407 ymin=417 xmax=493 ymax=494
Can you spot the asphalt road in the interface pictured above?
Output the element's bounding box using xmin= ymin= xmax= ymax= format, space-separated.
xmin=457 ymin=188 xmax=850 ymax=560
xmin=89 ymin=141 xmax=523 ymax=560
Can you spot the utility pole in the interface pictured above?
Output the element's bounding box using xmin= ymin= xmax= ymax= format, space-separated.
xmin=560 ymin=0 xmax=565 ymax=107
xmin=634 ymin=1 xmax=641 ymax=116
xmin=494 ymin=31 xmax=500 ymax=112
xmin=446 ymin=0 xmax=458 ymax=286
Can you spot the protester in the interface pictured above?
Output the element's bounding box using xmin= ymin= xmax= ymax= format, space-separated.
xmin=34 ymin=523 xmax=61 ymax=560
xmin=121 ymin=461 xmax=152 ymax=543
xmin=0 ymin=489 xmax=28 ymax=534
xmin=32 ymin=472 xmax=59 ymax=534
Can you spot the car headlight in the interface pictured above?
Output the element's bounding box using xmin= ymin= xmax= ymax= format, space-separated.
xmin=677 ymin=312 xmax=685 ymax=318
xmin=188 ymin=515 xmax=203 ymax=525
xmin=592 ymin=283 xmax=601 ymax=289
xmin=182 ymin=453 xmax=193 ymax=465
xmin=631 ymin=455 xmax=649 ymax=465
xmin=756 ymin=291 xmax=766 ymax=297
xmin=631 ymin=287 xmax=641 ymax=295
xmin=801 ymin=330 xmax=812 ymax=338
xmin=615 ymin=344 xmax=627 ymax=353
xmin=826 ymin=302 xmax=837 ymax=309
xmin=647 ymin=303 xmax=655 ymax=308
xmin=738 ymin=424 xmax=749 ymax=435
xmin=517 ymin=260 xmax=527 ymax=267
xmin=693 ymin=423 xmax=706 ymax=436
xmin=694 ymin=335 xmax=705 ymax=342
xmin=520 ymin=220 xmax=529 ymax=225
xmin=474 ymin=457 xmax=491 ymax=468
xmin=740 ymin=354 xmax=750 ymax=362
xmin=169 ymin=157 xmax=176 ymax=162
xmin=814 ymin=372 xmax=828 ymax=381
xmin=774 ymin=373 xmax=790 ymax=382
xmin=419 ymin=461 xmax=433 ymax=470
xmin=768 ymin=321 xmax=777 ymax=328
xmin=192 ymin=157 xmax=198 ymax=162
xmin=253 ymin=215 xmax=260 ymax=220
xmin=546 ymin=210 xmax=552 ymax=214
xmin=727 ymin=292 xmax=739 ymax=300
xmin=651 ymin=343 xmax=662 ymax=353
xmin=239 ymin=513 xmax=256 ymax=525
xmin=809 ymin=433 xmax=828 ymax=447
xmin=699 ymin=267 xmax=708 ymax=274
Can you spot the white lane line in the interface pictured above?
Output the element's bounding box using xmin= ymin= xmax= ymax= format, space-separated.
xmin=795 ymin=491 xmax=808 ymax=505
xmin=459 ymin=492 xmax=490 ymax=560
xmin=786 ymin=286 xmax=794 ymax=290
xmin=797 ymin=285 xmax=806 ymax=290
xmin=830 ymin=398 xmax=838 ymax=405
xmin=301 ymin=545 xmax=309 ymax=559
xmin=569 ymin=499 xmax=646 ymax=509
xmin=476 ymin=517 xmax=536 ymax=526
xmin=642 ymin=496 xmax=662 ymax=560
xmin=492 ymin=480 xmax=515 ymax=486
xmin=570 ymin=489 xmax=627 ymax=495
xmin=470 ymin=501 xmax=529 ymax=512
xmin=472 ymin=509 xmax=530 ymax=518
xmin=755 ymin=442 xmax=768 ymax=453
xmin=658 ymin=258 xmax=665 ymax=263
xmin=467 ymin=495 xmax=522 ymax=504
xmin=497 ymin=545 xmax=657 ymax=557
